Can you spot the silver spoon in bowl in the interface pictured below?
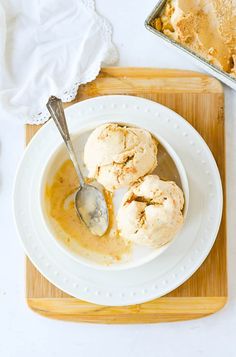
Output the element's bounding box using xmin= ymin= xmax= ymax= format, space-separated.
xmin=46 ymin=96 xmax=109 ymax=236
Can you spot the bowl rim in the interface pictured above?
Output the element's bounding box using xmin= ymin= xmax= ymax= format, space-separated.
xmin=39 ymin=120 xmax=189 ymax=271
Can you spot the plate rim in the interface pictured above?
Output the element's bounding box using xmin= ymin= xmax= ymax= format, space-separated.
xmin=13 ymin=95 xmax=223 ymax=306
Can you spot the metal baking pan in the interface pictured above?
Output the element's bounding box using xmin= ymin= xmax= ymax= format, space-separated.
xmin=145 ymin=0 xmax=236 ymax=90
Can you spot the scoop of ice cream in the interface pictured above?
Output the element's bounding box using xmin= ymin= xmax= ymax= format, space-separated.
xmin=84 ymin=124 xmax=158 ymax=191
xmin=117 ymin=175 xmax=184 ymax=248
xmin=157 ymin=0 xmax=236 ymax=77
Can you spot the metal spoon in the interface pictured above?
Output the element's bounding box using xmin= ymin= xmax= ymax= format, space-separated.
xmin=46 ymin=96 xmax=109 ymax=236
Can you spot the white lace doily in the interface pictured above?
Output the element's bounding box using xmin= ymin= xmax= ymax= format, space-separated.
xmin=0 ymin=0 xmax=118 ymax=124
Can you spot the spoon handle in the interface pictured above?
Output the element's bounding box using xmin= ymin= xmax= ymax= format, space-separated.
xmin=47 ymin=96 xmax=85 ymax=187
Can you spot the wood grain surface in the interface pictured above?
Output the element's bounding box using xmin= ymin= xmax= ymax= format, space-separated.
xmin=25 ymin=67 xmax=227 ymax=323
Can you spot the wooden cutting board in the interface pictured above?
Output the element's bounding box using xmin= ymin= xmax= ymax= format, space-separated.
xmin=25 ymin=67 xmax=227 ymax=323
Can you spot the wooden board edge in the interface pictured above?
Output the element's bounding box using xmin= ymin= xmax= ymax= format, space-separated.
xmin=25 ymin=124 xmax=43 ymax=145
xmin=27 ymin=297 xmax=227 ymax=324
xmin=24 ymin=67 xmax=227 ymax=323
xmin=97 ymin=67 xmax=224 ymax=93
xmin=99 ymin=67 xmax=219 ymax=78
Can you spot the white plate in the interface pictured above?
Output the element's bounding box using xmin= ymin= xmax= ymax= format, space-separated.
xmin=14 ymin=95 xmax=223 ymax=306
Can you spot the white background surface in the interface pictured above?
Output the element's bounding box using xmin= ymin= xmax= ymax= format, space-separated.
xmin=0 ymin=0 xmax=235 ymax=356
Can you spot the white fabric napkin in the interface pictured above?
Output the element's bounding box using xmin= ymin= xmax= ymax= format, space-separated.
xmin=0 ymin=0 xmax=118 ymax=124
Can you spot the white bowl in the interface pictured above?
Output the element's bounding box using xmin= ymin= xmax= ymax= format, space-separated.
xmin=40 ymin=120 xmax=189 ymax=270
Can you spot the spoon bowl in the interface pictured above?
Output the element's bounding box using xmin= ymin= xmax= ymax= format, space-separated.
xmin=75 ymin=184 xmax=109 ymax=236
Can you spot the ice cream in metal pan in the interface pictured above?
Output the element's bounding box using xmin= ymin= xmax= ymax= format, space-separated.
xmin=145 ymin=0 xmax=236 ymax=90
